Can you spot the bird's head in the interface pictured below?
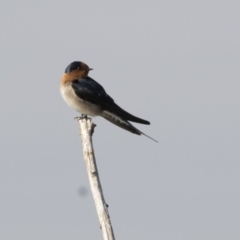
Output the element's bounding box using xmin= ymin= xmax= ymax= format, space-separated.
xmin=65 ymin=61 xmax=93 ymax=78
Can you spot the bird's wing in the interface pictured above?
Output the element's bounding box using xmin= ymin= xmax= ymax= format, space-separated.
xmin=72 ymin=77 xmax=150 ymax=125
xmin=71 ymin=77 xmax=115 ymax=107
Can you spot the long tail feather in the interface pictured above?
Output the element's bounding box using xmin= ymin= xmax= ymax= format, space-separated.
xmin=102 ymin=111 xmax=158 ymax=143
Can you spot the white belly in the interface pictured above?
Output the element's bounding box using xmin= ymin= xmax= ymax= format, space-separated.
xmin=60 ymin=84 xmax=102 ymax=116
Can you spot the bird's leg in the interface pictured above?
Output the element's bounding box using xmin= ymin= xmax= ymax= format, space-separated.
xmin=81 ymin=114 xmax=88 ymax=119
xmin=74 ymin=114 xmax=90 ymax=120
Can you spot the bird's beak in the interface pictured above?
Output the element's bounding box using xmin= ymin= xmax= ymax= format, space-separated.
xmin=88 ymin=68 xmax=93 ymax=71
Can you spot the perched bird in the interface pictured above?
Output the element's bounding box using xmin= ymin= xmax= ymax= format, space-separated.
xmin=60 ymin=61 xmax=157 ymax=142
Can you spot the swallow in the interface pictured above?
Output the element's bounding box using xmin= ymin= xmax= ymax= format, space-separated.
xmin=60 ymin=61 xmax=157 ymax=142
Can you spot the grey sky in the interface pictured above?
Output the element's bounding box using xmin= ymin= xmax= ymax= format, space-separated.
xmin=1 ymin=1 xmax=240 ymax=239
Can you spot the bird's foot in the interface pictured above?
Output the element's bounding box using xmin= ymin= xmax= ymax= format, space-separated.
xmin=74 ymin=114 xmax=91 ymax=120
xmin=75 ymin=115 xmax=96 ymax=136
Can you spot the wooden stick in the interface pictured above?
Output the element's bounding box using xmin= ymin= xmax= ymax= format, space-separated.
xmin=77 ymin=118 xmax=115 ymax=240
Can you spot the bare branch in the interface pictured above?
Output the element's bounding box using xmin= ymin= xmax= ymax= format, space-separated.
xmin=78 ymin=118 xmax=115 ymax=240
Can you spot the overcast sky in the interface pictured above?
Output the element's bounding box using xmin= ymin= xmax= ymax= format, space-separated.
xmin=1 ymin=1 xmax=240 ymax=240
